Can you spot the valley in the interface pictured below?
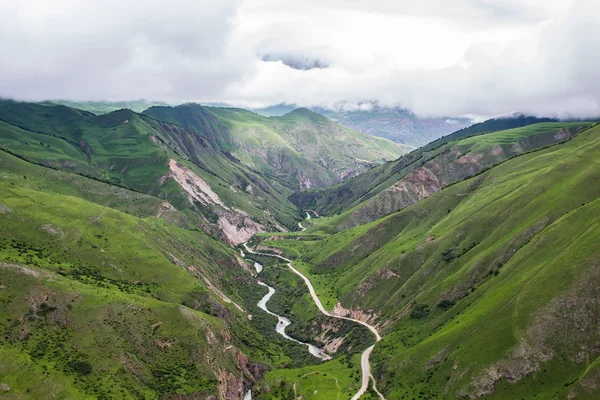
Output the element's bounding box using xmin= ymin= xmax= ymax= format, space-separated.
xmin=258 ymin=121 xmax=600 ymax=399
xmin=0 ymin=99 xmax=598 ymax=400
xmin=243 ymin=240 xmax=383 ymax=399
xmin=4 ymin=2 xmax=600 ymax=399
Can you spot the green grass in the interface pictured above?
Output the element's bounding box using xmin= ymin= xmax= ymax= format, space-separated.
xmin=265 ymin=123 xmax=600 ymax=399
xmin=0 ymin=99 xmax=304 ymax=232
xmin=291 ymin=121 xmax=593 ymax=231
xmin=0 ymin=150 xmax=307 ymax=398
xmin=0 ymin=262 xmax=228 ymax=399
xmin=263 ymin=354 xmax=362 ymax=400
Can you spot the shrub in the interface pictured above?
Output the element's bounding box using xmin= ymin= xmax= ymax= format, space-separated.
xmin=437 ymin=300 xmax=455 ymax=310
xmin=410 ymin=304 xmax=430 ymax=319
xmin=442 ymin=248 xmax=455 ymax=263
xmin=68 ymin=360 xmax=93 ymax=375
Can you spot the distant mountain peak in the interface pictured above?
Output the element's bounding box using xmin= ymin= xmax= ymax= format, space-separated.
xmin=279 ymin=107 xmax=330 ymax=124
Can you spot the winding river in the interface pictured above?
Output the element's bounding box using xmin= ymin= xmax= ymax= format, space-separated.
xmin=243 ymin=231 xmax=386 ymax=400
xmin=251 ymin=259 xmax=330 ymax=360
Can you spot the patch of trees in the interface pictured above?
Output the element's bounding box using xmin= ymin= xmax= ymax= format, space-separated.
xmin=436 ymin=300 xmax=455 ymax=310
xmin=410 ymin=304 xmax=430 ymax=319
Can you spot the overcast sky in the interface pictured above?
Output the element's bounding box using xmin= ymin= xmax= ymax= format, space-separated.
xmin=1 ymin=0 xmax=599 ymax=118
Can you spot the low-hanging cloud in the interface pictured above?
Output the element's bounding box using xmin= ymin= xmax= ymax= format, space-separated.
xmin=259 ymin=53 xmax=329 ymax=70
xmin=1 ymin=0 xmax=598 ymax=119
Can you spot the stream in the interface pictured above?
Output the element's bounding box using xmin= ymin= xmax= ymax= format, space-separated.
xmin=242 ymin=212 xmax=384 ymax=400
xmin=251 ymin=260 xmax=330 ymax=360
xmin=243 ymin=241 xmax=385 ymax=400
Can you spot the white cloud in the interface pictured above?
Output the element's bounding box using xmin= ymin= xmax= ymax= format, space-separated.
xmin=227 ymin=0 xmax=600 ymax=118
xmin=0 ymin=0 xmax=249 ymax=102
xmin=0 ymin=0 xmax=598 ymax=118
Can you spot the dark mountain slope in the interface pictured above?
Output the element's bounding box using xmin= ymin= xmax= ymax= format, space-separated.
xmin=441 ymin=113 xmax=557 ymax=143
xmin=145 ymin=103 xmax=233 ymax=149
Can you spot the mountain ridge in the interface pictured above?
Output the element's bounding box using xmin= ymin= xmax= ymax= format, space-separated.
xmin=290 ymin=118 xmax=595 ymax=231
xmin=260 ymin=121 xmax=600 ymax=399
xmin=144 ymin=103 xmax=407 ymax=191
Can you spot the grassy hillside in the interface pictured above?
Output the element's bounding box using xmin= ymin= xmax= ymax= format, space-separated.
xmin=253 ymin=103 xmax=472 ymax=148
xmin=290 ymin=117 xmax=579 ymax=216
xmin=262 ymin=122 xmax=600 ymax=399
xmin=0 ymin=100 xmax=392 ymax=399
xmin=0 ymin=146 xmax=355 ymax=398
xmin=292 ymin=121 xmax=593 ymax=232
xmin=0 ymin=153 xmax=258 ymax=398
xmin=0 ymin=100 xmax=303 ymax=244
xmin=145 ymin=104 xmax=407 ymax=191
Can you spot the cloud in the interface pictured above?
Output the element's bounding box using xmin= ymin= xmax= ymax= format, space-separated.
xmin=227 ymin=0 xmax=600 ymax=119
xmin=0 ymin=0 xmax=598 ymax=119
xmin=0 ymin=0 xmax=249 ymax=102
xmin=259 ymin=53 xmax=329 ymax=70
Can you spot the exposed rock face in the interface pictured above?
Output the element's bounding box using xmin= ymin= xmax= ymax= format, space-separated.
xmin=156 ymin=201 xmax=177 ymax=218
xmin=41 ymin=223 xmax=63 ymax=236
xmin=457 ymin=342 xmax=548 ymax=399
xmin=168 ymin=159 xmax=227 ymax=208
xmin=217 ymin=212 xmax=264 ymax=246
xmin=338 ymin=149 xmax=481 ymax=230
xmin=217 ymin=369 xmax=245 ymax=400
xmin=0 ymin=203 xmax=11 ymax=213
xmin=332 ymin=302 xmax=380 ymax=325
xmin=164 ymin=158 xmax=265 ymax=245
xmin=216 ymin=351 xmax=265 ymax=400
xmin=356 ymin=267 xmax=398 ymax=296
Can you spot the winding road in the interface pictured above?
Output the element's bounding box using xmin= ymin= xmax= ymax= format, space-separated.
xmin=243 ymin=240 xmax=385 ymax=400
xmin=298 ymin=212 xmax=310 ymax=231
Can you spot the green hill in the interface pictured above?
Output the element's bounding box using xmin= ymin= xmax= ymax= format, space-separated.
xmin=253 ymin=103 xmax=473 ymax=148
xmin=0 ymin=106 xmax=339 ymax=399
xmin=0 ymin=100 xmax=302 ymax=244
xmin=0 ymin=150 xmax=266 ymax=398
xmin=261 ymin=121 xmax=600 ymax=399
xmin=292 ymin=121 xmax=593 ymax=232
xmin=145 ymin=104 xmax=408 ymax=191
